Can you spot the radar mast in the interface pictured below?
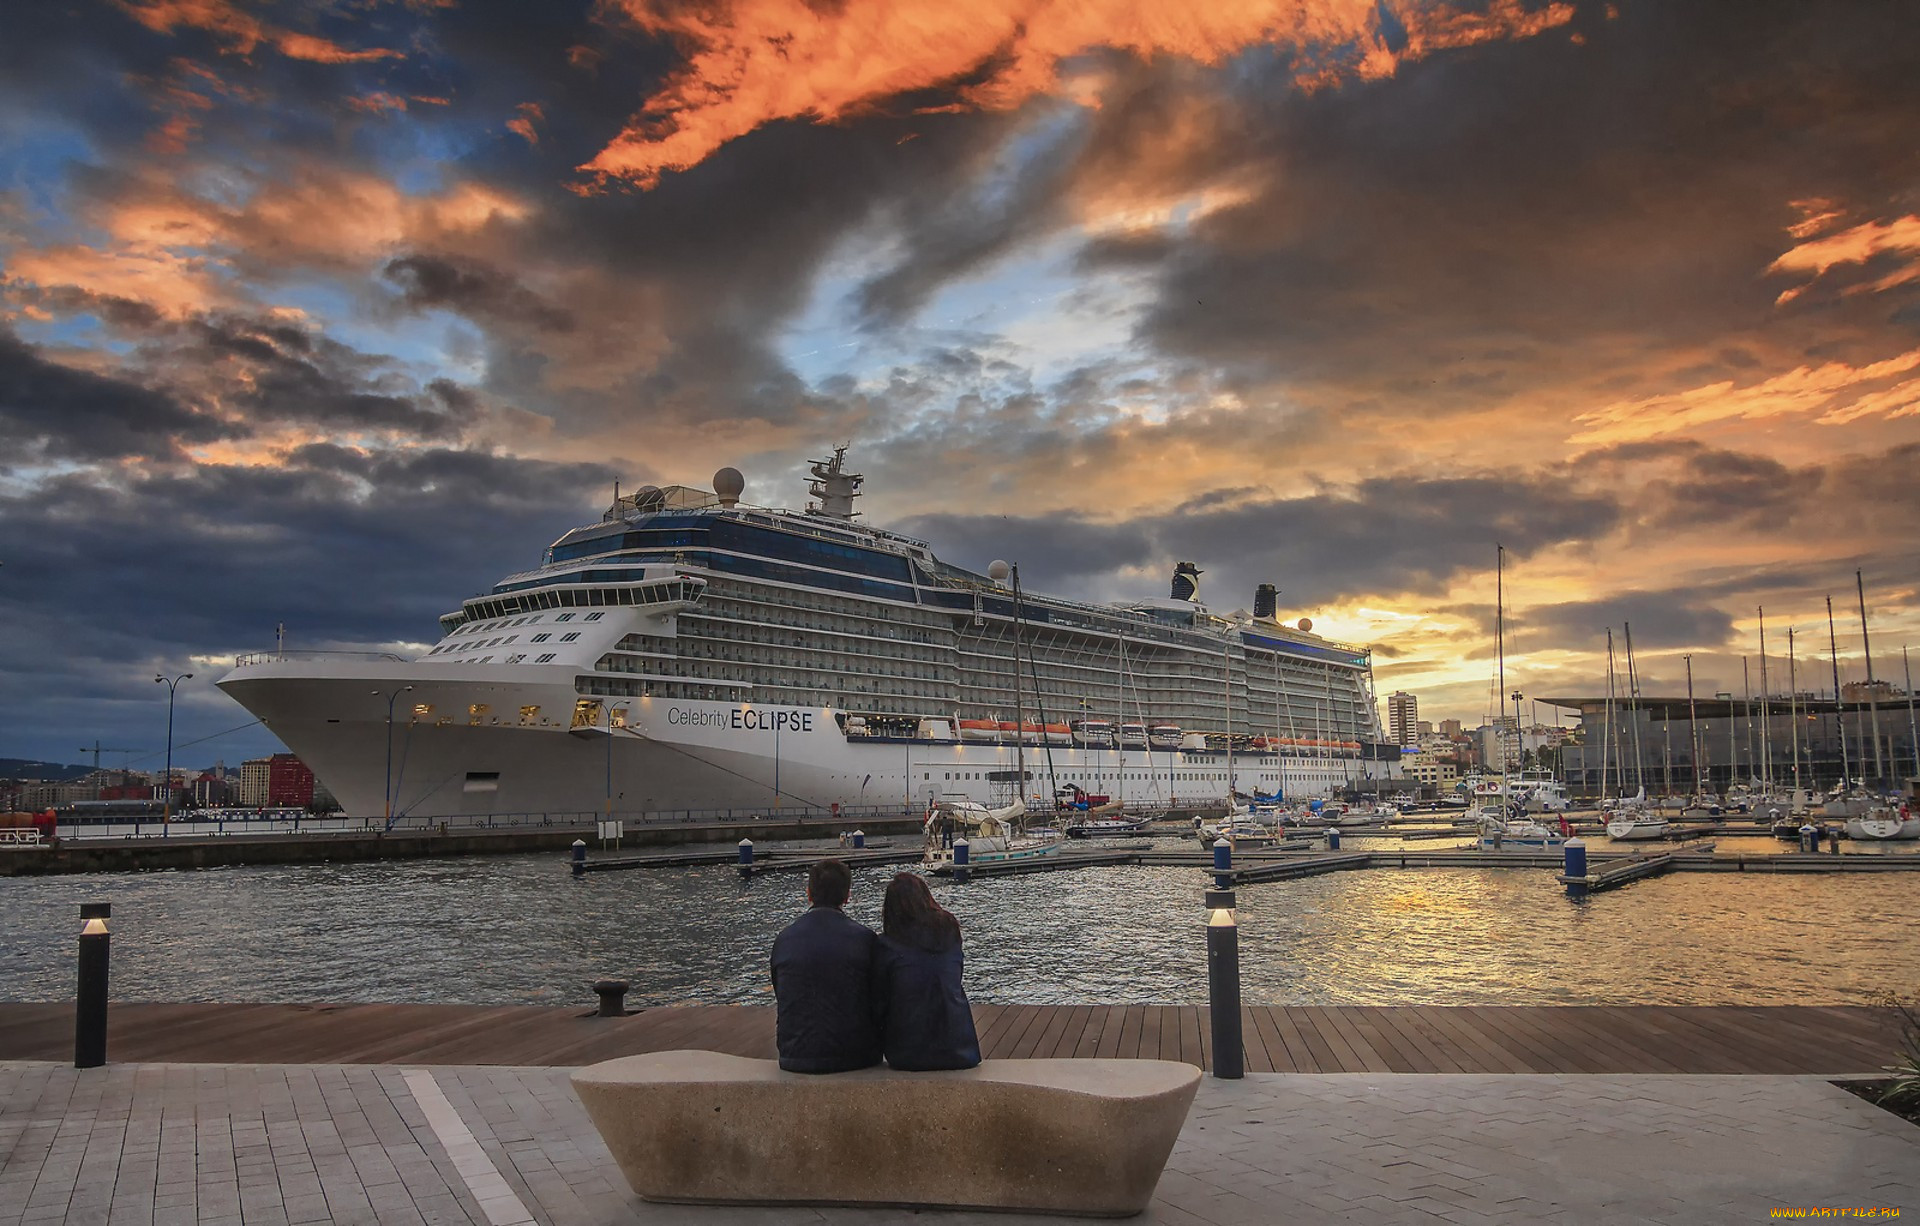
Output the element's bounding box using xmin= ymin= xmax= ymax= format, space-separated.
xmin=807 ymin=445 xmax=863 ymax=520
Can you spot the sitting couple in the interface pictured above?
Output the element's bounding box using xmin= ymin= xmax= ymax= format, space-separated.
xmin=770 ymin=860 xmax=980 ymax=1073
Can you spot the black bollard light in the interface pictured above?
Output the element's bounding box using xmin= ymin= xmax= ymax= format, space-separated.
xmin=738 ymin=838 xmax=754 ymax=879
xmin=953 ymin=837 xmax=970 ymax=883
xmin=1204 ymin=887 xmax=1243 ymax=1080
xmin=75 ymin=902 xmax=111 ymax=1069
xmin=571 ymin=839 xmax=588 ymax=877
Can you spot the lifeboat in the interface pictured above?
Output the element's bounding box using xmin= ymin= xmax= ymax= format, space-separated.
xmin=998 ymin=721 xmax=1022 ymax=742
xmin=1148 ymin=724 xmax=1183 ymax=750
xmin=1118 ymin=723 xmax=1149 ymax=750
xmin=1071 ymin=720 xmax=1116 ymax=748
xmin=1044 ymin=722 xmax=1072 ymax=745
xmin=958 ymin=719 xmax=1002 ymax=743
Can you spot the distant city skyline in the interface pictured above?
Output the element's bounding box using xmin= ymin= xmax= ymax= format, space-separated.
xmin=1 ymin=0 xmax=1916 ymax=764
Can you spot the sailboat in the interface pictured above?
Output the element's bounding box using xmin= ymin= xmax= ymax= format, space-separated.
xmin=1844 ymin=803 xmax=1920 ymax=841
xmin=924 ymin=562 xmax=1062 ymax=866
xmin=1477 ymin=545 xmax=1567 ymax=852
xmin=1605 ymin=787 xmax=1668 ymax=841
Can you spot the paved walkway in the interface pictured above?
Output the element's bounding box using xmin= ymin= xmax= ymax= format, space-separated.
xmin=2 ymin=1061 xmax=1915 ymax=1225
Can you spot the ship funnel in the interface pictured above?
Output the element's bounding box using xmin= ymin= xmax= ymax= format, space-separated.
xmin=1253 ymin=583 xmax=1278 ymax=620
xmin=712 ymin=467 xmax=745 ymax=507
xmin=1170 ymin=562 xmax=1202 ymax=602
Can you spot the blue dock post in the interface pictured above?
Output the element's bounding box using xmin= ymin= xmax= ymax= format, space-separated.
xmin=75 ymin=902 xmax=110 ymax=1069
xmin=571 ymin=839 xmax=587 ymax=877
xmin=1212 ymin=837 xmax=1232 ymax=891
xmin=1563 ymin=838 xmax=1588 ymax=898
xmin=738 ymin=838 xmax=754 ymax=878
xmin=851 ymin=829 xmax=865 ymax=849
xmin=1798 ymin=823 xmax=1816 ymax=853
xmin=954 ymin=838 xmax=970 ymax=883
xmin=1203 ymin=886 xmax=1243 ymax=1079
xmin=1326 ymin=826 xmax=1341 ymax=851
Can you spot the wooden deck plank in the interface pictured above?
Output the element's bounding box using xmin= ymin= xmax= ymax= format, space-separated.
xmin=1296 ymin=1006 xmax=1371 ymax=1071
xmin=1069 ymin=1005 xmax=1109 ymax=1058
xmin=0 ymin=1002 xmax=1899 ymax=1073
xmin=1414 ymin=1007 xmax=1543 ymax=1075
xmin=1457 ymin=1005 xmax=1576 ymax=1073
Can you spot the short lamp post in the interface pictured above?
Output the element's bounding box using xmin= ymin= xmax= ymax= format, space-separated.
xmin=155 ymin=673 xmax=192 ymax=822
xmin=374 ymin=686 xmax=414 ymax=829
xmin=1205 ymin=884 xmax=1243 ymax=1080
xmin=75 ymin=902 xmax=111 ymax=1068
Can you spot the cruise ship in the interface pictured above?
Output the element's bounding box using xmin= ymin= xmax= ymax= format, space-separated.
xmin=219 ymin=450 xmax=1399 ymax=819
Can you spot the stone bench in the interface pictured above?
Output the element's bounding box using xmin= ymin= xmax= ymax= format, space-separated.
xmin=571 ymin=1050 xmax=1201 ymax=1217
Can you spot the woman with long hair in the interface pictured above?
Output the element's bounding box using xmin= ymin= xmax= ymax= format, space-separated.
xmin=873 ymin=872 xmax=981 ymax=1070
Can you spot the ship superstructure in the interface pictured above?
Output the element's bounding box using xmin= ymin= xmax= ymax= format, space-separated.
xmin=220 ymin=449 xmax=1397 ymax=818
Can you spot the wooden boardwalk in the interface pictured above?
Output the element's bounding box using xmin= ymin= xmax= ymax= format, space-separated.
xmin=0 ymin=1002 xmax=1899 ymax=1074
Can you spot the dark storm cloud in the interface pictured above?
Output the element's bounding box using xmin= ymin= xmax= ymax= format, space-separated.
xmin=1511 ymin=593 xmax=1737 ymax=653
xmin=0 ymin=447 xmax=611 ymax=762
xmin=1057 ymin=0 xmax=1920 ymax=405
xmin=0 ymin=327 xmax=237 ymax=465
xmin=383 ymin=253 xmax=576 ymax=332
xmin=904 ymin=469 xmax=1623 ymax=611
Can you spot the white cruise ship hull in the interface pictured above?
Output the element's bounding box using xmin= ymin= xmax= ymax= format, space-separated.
xmin=220 ymin=660 xmax=1378 ymax=819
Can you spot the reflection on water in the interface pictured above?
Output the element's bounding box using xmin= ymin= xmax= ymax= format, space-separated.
xmin=3 ymin=841 xmax=1917 ymax=1008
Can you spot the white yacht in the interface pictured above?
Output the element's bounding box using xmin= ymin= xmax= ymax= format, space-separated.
xmin=219 ymin=450 xmax=1399 ymax=819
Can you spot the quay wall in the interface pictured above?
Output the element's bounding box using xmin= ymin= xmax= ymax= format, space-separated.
xmin=0 ymin=815 xmax=929 ymax=877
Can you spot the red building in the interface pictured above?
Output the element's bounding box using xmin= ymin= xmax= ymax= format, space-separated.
xmin=267 ymin=754 xmax=316 ymax=807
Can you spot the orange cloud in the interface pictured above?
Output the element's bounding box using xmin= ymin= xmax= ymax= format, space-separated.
xmin=1769 ymin=214 xmax=1920 ymax=305
xmin=582 ymin=0 xmax=1574 ymax=189
xmin=117 ymin=0 xmax=402 ymax=64
xmin=507 ymin=102 xmax=545 ymax=146
xmin=1570 ymin=347 xmax=1920 ymax=444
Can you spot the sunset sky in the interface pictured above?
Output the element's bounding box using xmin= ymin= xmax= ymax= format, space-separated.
xmin=3 ymin=0 xmax=1918 ymax=769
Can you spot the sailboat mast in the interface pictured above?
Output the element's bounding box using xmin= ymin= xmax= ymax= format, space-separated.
xmin=1827 ymin=596 xmax=1850 ymax=790
xmin=1010 ymin=565 xmax=1027 ymax=804
xmin=1858 ymin=570 xmax=1885 ymax=788
xmin=1602 ymin=630 xmax=1616 ymax=799
xmin=1905 ymin=646 xmax=1918 ymax=782
xmin=1496 ymin=545 xmax=1507 ymax=789
xmin=1758 ymin=608 xmax=1772 ymax=791
xmin=1787 ymin=627 xmax=1801 ymax=787
xmin=1685 ymin=654 xmax=1701 ymax=798
xmin=1624 ymin=622 xmax=1645 ymax=793
xmin=1742 ymin=655 xmax=1753 ymax=784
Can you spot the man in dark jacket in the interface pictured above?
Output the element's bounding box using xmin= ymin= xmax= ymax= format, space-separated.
xmin=769 ymin=859 xmax=882 ymax=1073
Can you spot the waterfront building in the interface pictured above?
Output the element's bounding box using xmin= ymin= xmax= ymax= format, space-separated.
xmin=237 ymin=758 xmax=272 ymax=807
xmin=1439 ymin=718 xmax=1463 ymax=738
xmin=220 ymin=450 xmax=1399 ymax=818
xmin=1546 ymin=693 xmax=1920 ymax=796
xmin=1388 ymin=691 xmax=1418 ymax=746
xmin=266 ymin=754 xmax=317 ymax=808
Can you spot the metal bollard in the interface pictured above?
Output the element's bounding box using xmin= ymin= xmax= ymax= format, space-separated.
xmin=1563 ymin=838 xmax=1588 ymax=899
xmin=1829 ymin=830 xmax=1841 ymax=856
xmin=1327 ymin=827 xmax=1341 ymax=851
xmin=954 ymin=838 xmax=970 ymax=883
xmin=592 ymin=979 xmax=629 ymax=1017
xmin=571 ymin=839 xmax=587 ymax=877
xmin=1204 ymin=888 xmax=1243 ymax=1079
xmin=1212 ymin=837 xmax=1232 ymax=891
xmin=738 ymin=838 xmax=754 ymax=878
xmin=76 ymin=902 xmax=110 ymax=1069
xmin=851 ymin=829 xmax=865 ymax=849
xmin=1798 ymin=824 xmax=1815 ymax=853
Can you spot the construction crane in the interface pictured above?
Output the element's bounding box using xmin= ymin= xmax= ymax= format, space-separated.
xmin=79 ymin=741 xmax=144 ymax=800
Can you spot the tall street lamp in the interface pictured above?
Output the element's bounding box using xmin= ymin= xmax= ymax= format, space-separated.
xmin=155 ymin=673 xmax=192 ymax=822
xmin=374 ymin=686 xmax=414 ymax=828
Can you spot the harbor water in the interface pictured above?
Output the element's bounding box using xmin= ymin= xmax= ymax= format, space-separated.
xmin=4 ymin=838 xmax=1916 ymax=1008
